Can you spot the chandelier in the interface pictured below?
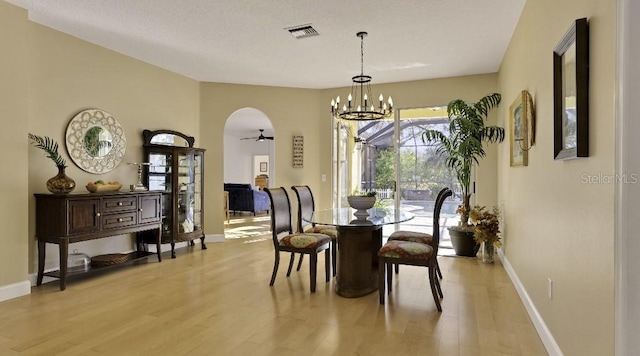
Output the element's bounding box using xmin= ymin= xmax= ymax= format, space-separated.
xmin=331 ymin=32 xmax=393 ymax=121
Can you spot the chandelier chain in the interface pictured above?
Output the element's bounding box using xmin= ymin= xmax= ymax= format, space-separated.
xmin=360 ymin=33 xmax=364 ymax=76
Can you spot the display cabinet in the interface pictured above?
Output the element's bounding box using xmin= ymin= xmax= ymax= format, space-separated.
xmin=142 ymin=129 xmax=206 ymax=258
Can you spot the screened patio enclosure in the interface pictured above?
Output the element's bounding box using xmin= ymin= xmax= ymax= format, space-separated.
xmin=336 ymin=107 xmax=466 ymax=254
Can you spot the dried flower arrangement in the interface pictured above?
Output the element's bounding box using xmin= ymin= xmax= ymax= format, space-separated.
xmin=469 ymin=205 xmax=502 ymax=247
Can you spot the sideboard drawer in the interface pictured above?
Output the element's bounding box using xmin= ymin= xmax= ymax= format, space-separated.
xmin=102 ymin=212 xmax=137 ymax=230
xmin=103 ymin=197 xmax=137 ymax=213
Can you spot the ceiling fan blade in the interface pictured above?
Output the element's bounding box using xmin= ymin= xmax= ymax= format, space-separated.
xmin=240 ymin=129 xmax=274 ymax=141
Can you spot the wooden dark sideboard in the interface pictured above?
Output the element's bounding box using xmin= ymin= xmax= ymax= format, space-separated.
xmin=35 ymin=191 xmax=163 ymax=291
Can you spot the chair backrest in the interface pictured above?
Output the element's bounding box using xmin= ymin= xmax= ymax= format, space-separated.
xmin=291 ymin=185 xmax=315 ymax=233
xmin=431 ymin=187 xmax=453 ymax=255
xmin=264 ymin=187 xmax=293 ymax=247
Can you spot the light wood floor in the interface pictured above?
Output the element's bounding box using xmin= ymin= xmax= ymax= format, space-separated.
xmin=0 ymin=216 xmax=547 ymax=355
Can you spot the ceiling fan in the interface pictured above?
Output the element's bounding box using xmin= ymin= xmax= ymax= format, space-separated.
xmin=240 ymin=129 xmax=274 ymax=142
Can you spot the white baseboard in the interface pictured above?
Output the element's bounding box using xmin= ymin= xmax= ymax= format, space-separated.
xmin=498 ymin=249 xmax=563 ymax=356
xmin=0 ymin=280 xmax=30 ymax=302
xmin=28 ymin=272 xmax=56 ymax=286
xmin=140 ymin=234 xmax=225 ymax=254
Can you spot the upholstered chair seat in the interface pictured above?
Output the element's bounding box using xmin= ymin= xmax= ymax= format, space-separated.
xmin=387 ymin=231 xmax=433 ymax=244
xmin=279 ymin=233 xmax=331 ymax=249
xmin=309 ymin=226 xmax=338 ymax=239
xmin=378 ymin=240 xmax=434 ymax=260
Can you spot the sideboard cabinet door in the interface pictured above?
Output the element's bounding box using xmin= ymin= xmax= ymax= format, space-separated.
xmin=139 ymin=194 xmax=161 ymax=224
xmin=68 ymin=199 xmax=101 ymax=235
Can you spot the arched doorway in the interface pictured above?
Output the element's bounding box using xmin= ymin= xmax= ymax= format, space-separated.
xmin=223 ymin=108 xmax=275 ymax=186
xmin=222 ymin=108 xmax=274 ymax=239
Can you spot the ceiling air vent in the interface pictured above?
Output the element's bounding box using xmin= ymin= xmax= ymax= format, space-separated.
xmin=286 ymin=24 xmax=319 ymax=39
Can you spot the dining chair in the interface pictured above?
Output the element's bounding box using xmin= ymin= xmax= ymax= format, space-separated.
xmin=264 ymin=187 xmax=331 ymax=293
xmin=291 ymin=185 xmax=338 ymax=277
xmin=386 ymin=187 xmax=451 ymax=279
xmin=377 ymin=187 xmax=453 ymax=311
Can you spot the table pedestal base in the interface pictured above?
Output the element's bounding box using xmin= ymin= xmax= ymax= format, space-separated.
xmin=335 ymin=225 xmax=382 ymax=298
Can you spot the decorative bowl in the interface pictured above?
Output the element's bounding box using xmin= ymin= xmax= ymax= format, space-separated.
xmin=86 ymin=182 xmax=122 ymax=193
xmin=347 ymin=196 xmax=376 ymax=217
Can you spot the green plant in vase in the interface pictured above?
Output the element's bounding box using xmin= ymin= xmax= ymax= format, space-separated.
xmin=28 ymin=133 xmax=76 ymax=194
xmin=421 ymin=93 xmax=504 ymax=256
xmin=350 ymin=189 xmax=377 ymax=197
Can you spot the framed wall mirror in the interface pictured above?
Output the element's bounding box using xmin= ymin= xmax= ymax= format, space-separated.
xmin=66 ymin=109 xmax=126 ymax=173
xmin=553 ymin=17 xmax=589 ymax=160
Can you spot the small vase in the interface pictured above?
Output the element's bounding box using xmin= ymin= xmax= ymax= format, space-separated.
xmin=46 ymin=166 xmax=76 ymax=194
xmin=482 ymin=242 xmax=495 ymax=263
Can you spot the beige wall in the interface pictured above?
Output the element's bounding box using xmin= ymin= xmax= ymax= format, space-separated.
xmin=497 ymin=0 xmax=616 ymax=354
xmin=26 ymin=22 xmax=200 ymax=274
xmin=0 ymin=2 xmax=29 ymax=288
xmin=200 ymin=83 xmax=326 ymax=234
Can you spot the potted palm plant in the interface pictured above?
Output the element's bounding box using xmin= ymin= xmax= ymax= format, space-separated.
xmin=28 ymin=133 xmax=76 ymax=194
xmin=422 ymin=93 xmax=504 ymax=256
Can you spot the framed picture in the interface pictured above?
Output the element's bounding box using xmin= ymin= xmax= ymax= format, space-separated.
xmin=292 ymin=135 xmax=304 ymax=168
xmin=259 ymin=162 xmax=268 ymax=172
xmin=553 ymin=17 xmax=589 ymax=160
xmin=509 ymin=91 xmax=529 ymax=167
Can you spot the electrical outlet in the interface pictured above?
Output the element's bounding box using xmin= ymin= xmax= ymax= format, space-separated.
xmin=547 ymin=278 xmax=553 ymax=299
xmin=321 ymin=174 xmax=327 ymax=182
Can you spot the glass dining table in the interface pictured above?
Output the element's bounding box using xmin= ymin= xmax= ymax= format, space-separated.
xmin=304 ymin=207 xmax=414 ymax=298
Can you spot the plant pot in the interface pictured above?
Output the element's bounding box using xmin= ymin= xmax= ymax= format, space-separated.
xmin=46 ymin=166 xmax=76 ymax=194
xmin=448 ymin=227 xmax=479 ymax=257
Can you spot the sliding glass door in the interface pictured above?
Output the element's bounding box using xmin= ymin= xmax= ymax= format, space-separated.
xmin=393 ymin=108 xmax=461 ymax=252
xmin=334 ymin=107 xmax=462 ymax=251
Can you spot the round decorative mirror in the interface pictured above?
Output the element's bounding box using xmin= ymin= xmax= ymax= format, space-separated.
xmin=66 ymin=109 xmax=126 ymax=174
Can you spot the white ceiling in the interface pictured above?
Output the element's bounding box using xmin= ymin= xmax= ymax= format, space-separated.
xmin=6 ymin=0 xmax=525 ymax=90
xmin=7 ymin=0 xmax=525 ymax=135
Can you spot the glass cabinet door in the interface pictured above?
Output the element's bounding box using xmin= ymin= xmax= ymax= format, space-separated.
xmin=148 ymin=153 xmax=172 ymax=191
xmin=147 ymin=152 xmax=173 ymax=236
xmin=193 ymin=152 xmax=203 ymax=232
xmin=177 ymin=152 xmax=201 ymax=234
